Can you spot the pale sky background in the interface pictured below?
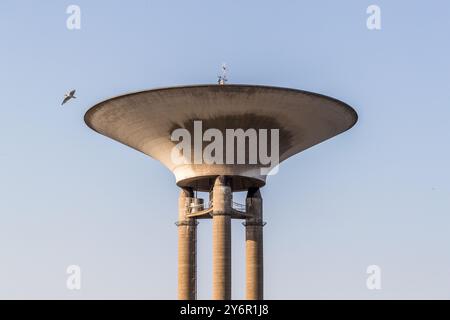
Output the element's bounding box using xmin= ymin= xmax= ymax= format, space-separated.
xmin=1 ymin=0 xmax=449 ymax=299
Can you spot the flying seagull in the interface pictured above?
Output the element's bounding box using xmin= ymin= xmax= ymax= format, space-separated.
xmin=61 ymin=89 xmax=76 ymax=105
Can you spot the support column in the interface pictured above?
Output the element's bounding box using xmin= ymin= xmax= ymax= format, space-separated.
xmin=245 ymin=188 xmax=264 ymax=300
xmin=212 ymin=176 xmax=232 ymax=300
xmin=177 ymin=187 xmax=199 ymax=300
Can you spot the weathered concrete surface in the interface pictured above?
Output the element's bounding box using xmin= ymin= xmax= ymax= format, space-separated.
xmin=245 ymin=188 xmax=264 ymax=300
xmin=85 ymin=85 xmax=357 ymax=191
xmin=212 ymin=176 xmax=232 ymax=300
xmin=177 ymin=188 xmax=198 ymax=300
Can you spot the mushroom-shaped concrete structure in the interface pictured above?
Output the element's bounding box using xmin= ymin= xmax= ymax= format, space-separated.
xmin=85 ymin=84 xmax=357 ymax=191
xmin=84 ymin=84 xmax=357 ymax=300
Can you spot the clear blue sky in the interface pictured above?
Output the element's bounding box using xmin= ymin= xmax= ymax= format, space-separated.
xmin=1 ymin=0 xmax=449 ymax=299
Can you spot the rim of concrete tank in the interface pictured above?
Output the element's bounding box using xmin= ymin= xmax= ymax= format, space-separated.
xmin=84 ymin=84 xmax=358 ymax=132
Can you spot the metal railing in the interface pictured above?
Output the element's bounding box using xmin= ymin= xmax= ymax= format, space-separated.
xmin=232 ymin=201 xmax=246 ymax=211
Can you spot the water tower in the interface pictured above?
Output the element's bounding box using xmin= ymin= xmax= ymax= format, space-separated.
xmin=84 ymin=84 xmax=357 ymax=300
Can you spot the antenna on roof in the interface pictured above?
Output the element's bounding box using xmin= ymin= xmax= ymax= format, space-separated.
xmin=218 ymin=63 xmax=228 ymax=85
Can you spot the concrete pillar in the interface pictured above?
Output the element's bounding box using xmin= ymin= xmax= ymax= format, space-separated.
xmin=245 ymin=188 xmax=264 ymax=300
xmin=177 ymin=187 xmax=199 ymax=300
xmin=212 ymin=176 xmax=232 ymax=300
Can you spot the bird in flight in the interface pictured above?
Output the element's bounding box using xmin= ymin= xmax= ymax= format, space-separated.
xmin=61 ymin=89 xmax=77 ymax=105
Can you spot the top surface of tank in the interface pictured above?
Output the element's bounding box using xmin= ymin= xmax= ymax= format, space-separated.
xmin=85 ymin=84 xmax=357 ymax=191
